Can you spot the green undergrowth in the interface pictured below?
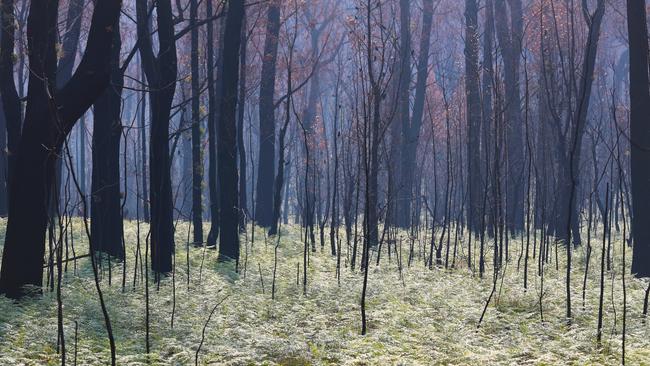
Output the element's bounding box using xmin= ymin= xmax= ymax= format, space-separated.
xmin=0 ymin=218 xmax=648 ymax=365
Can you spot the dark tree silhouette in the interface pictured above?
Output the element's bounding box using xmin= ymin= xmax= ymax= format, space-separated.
xmin=0 ymin=0 xmax=121 ymax=298
xmin=494 ymin=0 xmax=524 ymax=235
xmin=255 ymin=1 xmax=281 ymax=228
xmin=627 ymin=0 xmax=650 ymax=278
xmin=137 ymin=0 xmax=177 ymax=274
xmin=190 ymin=0 xmax=203 ymax=246
xmin=392 ymin=0 xmax=410 ymax=228
xmin=205 ymin=0 xmax=221 ymax=247
xmin=0 ymin=103 xmax=6 ymax=216
xmin=400 ymin=0 xmax=434 ymax=231
xmin=465 ymin=0 xmax=481 ymax=233
xmin=52 ymin=0 xmax=86 ymax=216
xmin=90 ymin=27 xmax=125 ymax=260
xmin=217 ymin=0 xmax=245 ymax=264
xmin=0 ymin=0 xmax=23 ymax=214
xmin=237 ymin=15 xmax=248 ymax=231
xmin=269 ymin=22 xmax=297 ymax=238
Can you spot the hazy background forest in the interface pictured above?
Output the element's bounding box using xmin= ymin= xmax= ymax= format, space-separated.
xmin=0 ymin=0 xmax=649 ymax=364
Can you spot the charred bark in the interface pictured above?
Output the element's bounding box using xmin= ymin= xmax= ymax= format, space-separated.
xmin=465 ymin=0 xmax=482 ymax=233
xmin=137 ymin=0 xmax=178 ymax=274
xmin=90 ymin=28 xmax=124 ymax=260
xmin=190 ymin=0 xmax=203 ymax=245
xmin=0 ymin=0 xmax=121 ymax=298
xmin=217 ymin=0 xmax=245 ymax=264
xmin=494 ymin=0 xmax=524 ymax=234
xmin=627 ymin=0 xmax=650 ymax=278
xmin=255 ymin=1 xmax=281 ymax=228
xmin=0 ymin=0 xmax=23 ymax=214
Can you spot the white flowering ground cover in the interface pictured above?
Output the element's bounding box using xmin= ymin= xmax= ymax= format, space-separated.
xmin=0 ymin=218 xmax=649 ymax=365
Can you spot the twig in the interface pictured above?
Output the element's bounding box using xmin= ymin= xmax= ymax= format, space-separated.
xmin=195 ymin=292 xmax=229 ymax=366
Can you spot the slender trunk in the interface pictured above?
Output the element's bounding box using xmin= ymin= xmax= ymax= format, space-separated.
xmin=190 ymin=0 xmax=203 ymax=245
xmin=237 ymin=16 xmax=248 ymax=230
xmin=206 ymin=0 xmax=219 ymax=246
xmin=393 ymin=0 xmax=410 ymax=228
xmin=465 ymin=0 xmax=481 ymax=234
xmin=139 ymin=62 xmax=150 ymax=222
xmin=269 ymin=69 xmax=292 ymax=236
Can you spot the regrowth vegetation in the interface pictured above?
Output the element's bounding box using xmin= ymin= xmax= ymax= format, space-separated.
xmin=0 ymin=220 xmax=648 ymax=365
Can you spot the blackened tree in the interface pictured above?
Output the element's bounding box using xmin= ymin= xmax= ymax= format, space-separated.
xmin=90 ymin=26 xmax=125 ymax=260
xmin=217 ymin=0 xmax=245 ymax=264
xmin=255 ymin=1 xmax=281 ymax=228
xmin=137 ymin=0 xmax=178 ymax=274
xmin=0 ymin=0 xmax=122 ymax=298
xmin=0 ymin=0 xmax=23 ymax=214
xmin=627 ymin=0 xmax=650 ymax=278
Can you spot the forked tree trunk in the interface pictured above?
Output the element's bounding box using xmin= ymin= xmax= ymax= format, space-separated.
xmin=0 ymin=0 xmax=121 ymax=298
xmin=400 ymin=0 xmax=433 ymax=230
xmin=52 ymin=0 xmax=86 ymax=217
xmin=494 ymin=0 xmax=524 ymax=235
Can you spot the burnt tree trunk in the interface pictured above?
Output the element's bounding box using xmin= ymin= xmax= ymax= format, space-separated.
xmin=300 ymin=19 xmax=324 ymax=236
xmin=401 ymin=0 xmax=433 ymax=230
xmin=494 ymin=0 xmax=524 ymax=235
xmin=255 ymin=2 xmax=281 ymax=228
xmin=0 ymin=103 xmax=6 ymax=216
xmin=269 ymin=99 xmax=290 ymax=237
xmin=205 ymin=0 xmax=218 ymax=246
xmin=0 ymin=0 xmax=23 ymax=215
xmin=465 ymin=0 xmax=482 ymax=234
xmin=0 ymin=0 xmax=121 ymax=298
xmin=52 ymin=0 xmax=85 ymax=217
xmin=190 ymin=0 xmax=203 ymax=246
xmin=207 ymin=18 xmax=225 ymax=247
xmin=627 ymin=0 xmax=650 ymax=278
xmin=137 ymin=0 xmax=177 ymax=274
xmin=556 ymin=0 xmax=605 ymax=247
xmin=237 ymin=15 xmax=248 ymax=230
xmin=90 ymin=28 xmax=124 ymax=260
xmin=393 ymin=0 xmax=410 ymax=228
xmin=139 ymin=61 xmax=150 ymax=222
xmin=217 ymin=0 xmax=245 ymax=264
xmin=481 ymin=0 xmax=495 ymax=238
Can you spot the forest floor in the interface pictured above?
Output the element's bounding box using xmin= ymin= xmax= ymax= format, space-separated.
xmin=0 ymin=218 xmax=649 ymax=365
